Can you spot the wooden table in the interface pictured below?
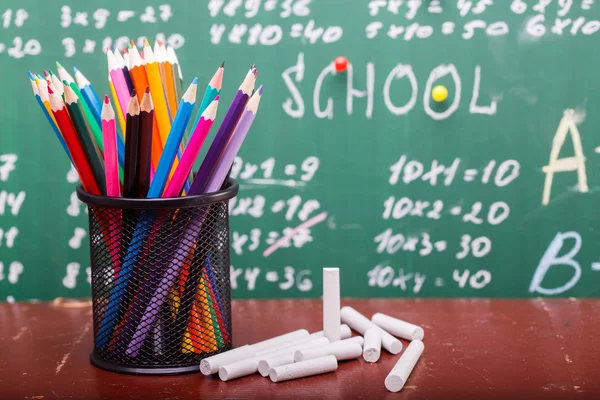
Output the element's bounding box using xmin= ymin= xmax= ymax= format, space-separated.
xmin=1 ymin=298 xmax=598 ymax=399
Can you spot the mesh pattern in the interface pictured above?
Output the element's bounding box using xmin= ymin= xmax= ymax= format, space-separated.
xmin=85 ymin=198 xmax=233 ymax=372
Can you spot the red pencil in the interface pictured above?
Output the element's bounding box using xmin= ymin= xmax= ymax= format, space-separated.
xmin=49 ymin=87 xmax=101 ymax=195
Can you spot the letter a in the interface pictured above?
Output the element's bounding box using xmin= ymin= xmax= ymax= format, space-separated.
xmin=542 ymin=110 xmax=588 ymax=205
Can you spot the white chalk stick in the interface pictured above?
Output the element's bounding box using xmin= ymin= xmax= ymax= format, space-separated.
xmin=340 ymin=306 xmax=402 ymax=354
xmin=372 ymin=313 xmax=424 ymax=341
xmin=323 ymin=268 xmax=341 ymax=342
xmin=250 ymin=329 xmax=309 ymax=352
xmin=308 ymin=324 xmax=352 ymax=340
xmin=255 ymin=334 xmax=316 ymax=357
xmin=258 ymin=337 xmax=330 ymax=377
xmin=363 ymin=328 xmax=381 ymax=363
xmin=385 ymin=340 xmax=424 ymax=392
xmin=345 ymin=335 xmax=364 ymax=347
xmin=270 ymin=355 xmax=338 ymax=383
xmin=200 ymin=345 xmax=255 ymax=375
xmin=219 ymin=356 xmax=262 ymax=381
xmin=294 ymin=339 xmax=363 ymax=362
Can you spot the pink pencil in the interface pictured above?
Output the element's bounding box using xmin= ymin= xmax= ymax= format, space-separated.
xmin=101 ymin=96 xmax=120 ymax=197
xmin=101 ymin=95 xmax=122 ymax=276
xmin=162 ymin=97 xmax=220 ymax=198
xmin=107 ymin=49 xmax=130 ymax=120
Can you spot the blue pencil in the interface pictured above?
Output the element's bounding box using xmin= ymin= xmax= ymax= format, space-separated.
xmin=28 ymin=72 xmax=72 ymax=163
xmin=73 ymin=67 xmax=102 ymax=127
xmin=147 ymin=78 xmax=198 ymax=198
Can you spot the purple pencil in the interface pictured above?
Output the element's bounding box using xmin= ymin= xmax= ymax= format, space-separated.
xmin=205 ymin=86 xmax=263 ymax=192
xmin=125 ymin=86 xmax=263 ymax=358
xmin=187 ymin=68 xmax=256 ymax=195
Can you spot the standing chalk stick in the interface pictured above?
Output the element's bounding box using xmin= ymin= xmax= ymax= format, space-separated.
xmin=372 ymin=313 xmax=425 ymax=341
xmin=323 ymin=268 xmax=341 ymax=342
xmin=385 ymin=340 xmax=424 ymax=392
xmin=294 ymin=340 xmax=363 ymax=362
xmin=250 ymin=329 xmax=309 ymax=352
xmin=200 ymin=345 xmax=255 ymax=375
xmin=258 ymin=337 xmax=330 ymax=377
xmin=270 ymin=355 xmax=338 ymax=383
xmin=309 ymin=324 xmax=352 ymax=340
xmin=363 ymin=328 xmax=382 ymax=363
xmin=341 ymin=306 xmax=403 ymax=354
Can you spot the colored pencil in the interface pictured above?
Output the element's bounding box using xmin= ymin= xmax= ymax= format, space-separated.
xmin=143 ymin=39 xmax=171 ymax=152
xmin=147 ymin=78 xmax=197 ymax=198
xmin=122 ymin=48 xmax=130 ymax=69
xmin=57 ymin=62 xmax=106 ymax=158
xmin=192 ymin=62 xmax=224 ymax=132
xmin=137 ymin=88 xmax=154 ymax=198
xmin=42 ymin=70 xmax=58 ymax=97
xmin=74 ymin=67 xmax=102 ymax=127
xmin=167 ymin=46 xmax=183 ymax=104
xmin=64 ymin=84 xmax=106 ymax=195
xmin=129 ymin=45 xmax=162 ymax=170
xmin=34 ymin=74 xmax=59 ymax=128
xmin=107 ymin=50 xmax=130 ymax=120
xmin=163 ymin=96 xmax=219 ymax=198
xmin=188 ymin=68 xmax=256 ymax=195
xmin=49 ymin=87 xmax=100 ymax=195
xmin=46 ymin=70 xmax=63 ymax=97
xmin=124 ymin=90 xmax=141 ymax=198
xmin=206 ymin=86 xmax=262 ymax=192
xmin=101 ymin=96 xmax=120 ymax=198
xmin=114 ymin=48 xmax=134 ymax=95
xmin=162 ymin=42 xmax=178 ymax=119
xmin=108 ymin=75 xmax=127 ymax=137
xmin=29 ymin=73 xmax=71 ymax=162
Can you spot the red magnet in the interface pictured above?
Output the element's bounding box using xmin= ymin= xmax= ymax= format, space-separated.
xmin=334 ymin=56 xmax=348 ymax=73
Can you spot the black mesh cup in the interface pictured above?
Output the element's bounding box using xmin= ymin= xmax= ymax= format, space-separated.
xmin=76 ymin=179 xmax=239 ymax=375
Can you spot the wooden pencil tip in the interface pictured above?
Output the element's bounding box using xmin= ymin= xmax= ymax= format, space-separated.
xmin=258 ymin=85 xmax=264 ymax=95
xmin=43 ymin=69 xmax=49 ymax=77
xmin=104 ymin=95 xmax=109 ymax=104
xmin=145 ymin=86 xmax=150 ymax=93
xmin=28 ymin=71 xmax=35 ymax=80
xmin=252 ymin=68 xmax=258 ymax=76
xmin=251 ymin=63 xmax=256 ymax=69
xmin=131 ymin=88 xmax=137 ymax=98
xmin=73 ymin=66 xmax=79 ymax=73
xmin=214 ymin=95 xmax=220 ymax=101
xmin=221 ymin=61 xmax=225 ymax=68
xmin=56 ymin=61 xmax=63 ymax=69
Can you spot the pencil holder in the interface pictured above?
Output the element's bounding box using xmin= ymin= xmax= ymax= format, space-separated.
xmin=77 ymin=179 xmax=239 ymax=375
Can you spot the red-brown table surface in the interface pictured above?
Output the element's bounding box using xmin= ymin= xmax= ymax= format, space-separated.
xmin=0 ymin=298 xmax=598 ymax=399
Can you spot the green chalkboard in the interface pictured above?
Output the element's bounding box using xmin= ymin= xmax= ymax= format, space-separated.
xmin=1 ymin=0 xmax=600 ymax=301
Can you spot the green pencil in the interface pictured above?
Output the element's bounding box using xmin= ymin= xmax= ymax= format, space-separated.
xmin=63 ymin=84 xmax=106 ymax=195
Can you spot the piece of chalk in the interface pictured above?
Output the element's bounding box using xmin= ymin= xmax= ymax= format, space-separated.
xmin=200 ymin=345 xmax=255 ymax=375
xmin=363 ymin=327 xmax=381 ymax=363
xmin=385 ymin=340 xmax=424 ymax=392
xmin=270 ymin=355 xmax=338 ymax=383
xmin=255 ymin=334 xmax=316 ymax=357
xmin=345 ymin=335 xmax=364 ymax=347
xmin=219 ymin=356 xmax=262 ymax=381
xmin=341 ymin=306 xmax=402 ymax=354
xmin=258 ymin=337 xmax=330 ymax=377
xmin=323 ymin=268 xmax=341 ymax=342
xmin=309 ymin=324 xmax=352 ymax=340
xmin=250 ymin=329 xmax=309 ymax=352
xmin=372 ymin=313 xmax=424 ymax=341
xmin=294 ymin=339 xmax=362 ymax=362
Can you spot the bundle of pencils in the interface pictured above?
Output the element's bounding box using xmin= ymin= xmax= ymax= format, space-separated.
xmin=28 ymin=38 xmax=263 ymax=357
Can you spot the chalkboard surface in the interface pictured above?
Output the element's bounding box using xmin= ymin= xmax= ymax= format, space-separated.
xmin=1 ymin=0 xmax=600 ymax=301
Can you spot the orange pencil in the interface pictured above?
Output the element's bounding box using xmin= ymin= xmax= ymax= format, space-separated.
xmin=129 ymin=45 xmax=162 ymax=170
xmin=49 ymin=87 xmax=100 ymax=195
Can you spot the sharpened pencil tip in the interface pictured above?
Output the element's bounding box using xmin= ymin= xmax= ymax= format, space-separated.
xmin=192 ymin=77 xmax=198 ymax=84
xmin=252 ymin=68 xmax=258 ymax=76
xmin=73 ymin=66 xmax=79 ymax=73
xmin=131 ymin=88 xmax=137 ymax=98
xmin=251 ymin=63 xmax=256 ymax=69
xmin=43 ymin=70 xmax=50 ymax=77
xmin=145 ymin=86 xmax=150 ymax=93
xmin=27 ymin=71 xmax=35 ymax=80
xmin=221 ymin=61 xmax=225 ymax=68
xmin=104 ymin=95 xmax=109 ymax=104
xmin=56 ymin=61 xmax=63 ymax=69
xmin=258 ymin=85 xmax=264 ymax=95
xmin=144 ymin=38 xmax=150 ymax=47
xmin=214 ymin=95 xmax=220 ymax=101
